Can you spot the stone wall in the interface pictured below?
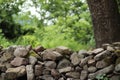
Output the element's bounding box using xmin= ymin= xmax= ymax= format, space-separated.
xmin=0 ymin=42 xmax=120 ymax=80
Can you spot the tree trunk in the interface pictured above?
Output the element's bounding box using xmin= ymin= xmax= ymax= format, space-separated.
xmin=87 ymin=0 xmax=120 ymax=47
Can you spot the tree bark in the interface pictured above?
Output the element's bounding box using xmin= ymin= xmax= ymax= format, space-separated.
xmin=87 ymin=0 xmax=120 ymax=47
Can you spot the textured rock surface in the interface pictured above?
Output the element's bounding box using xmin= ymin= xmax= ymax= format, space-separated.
xmin=96 ymin=60 xmax=109 ymax=69
xmin=57 ymin=59 xmax=72 ymax=69
xmin=6 ymin=66 xmax=26 ymax=79
xmin=58 ymin=67 xmax=72 ymax=73
xmin=88 ymin=65 xmax=114 ymax=79
xmin=66 ymin=71 xmax=80 ymax=79
xmin=14 ymin=47 xmax=29 ymax=57
xmin=0 ymin=47 xmax=15 ymax=62
xmin=70 ymin=52 xmax=83 ymax=66
xmin=51 ymin=69 xmax=60 ymax=79
xmin=29 ymin=56 xmax=37 ymax=65
xmin=42 ymin=50 xmax=62 ymax=61
xmin=92 ymin=48 xmax=104 ymax=54
xmin=115 ymin=63 xmax=120 ymax=72
xmin=44 ymin=61 xmax=56 ymax=69
xmin=80 ymin=70 xmax=88 ymax=80
xmin=26 ymin=65 xmax=34 ymax=80
xmin=34 ymin=46 xmax=45 ymax=52
xmin=0 ymin=43 xmax=120 ymax=80
xmin=35 ymin=65 xmax=43 ymax=76
xmin=55 ymin=46 xmax=71 ymax=55
xmin=88 ymin=66 xmax=97 ymax=73
xmin=11 ymin=57 xmax=28 ymax=66
xmin=110 ymin=75 xmax=120 ymax=80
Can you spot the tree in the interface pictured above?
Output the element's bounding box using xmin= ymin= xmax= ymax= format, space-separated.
xmin=87 ymin=0 xmax=120 ymax=47
xmin=31 ymin=0 xmax=93 ymax=44
xmin=0 ymin=0 xmax=95 ymax=50
xmin=0 ymin=0 xmax=25 ymax=39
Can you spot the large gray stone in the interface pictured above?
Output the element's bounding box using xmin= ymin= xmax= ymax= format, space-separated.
xmin=51 ymin=69 xmax=60 ymax=79
xmin=80 ymin=56 xmax=92 ymax=67
xmin=29 ymin=56 xmax=37 ymax=66
xmin=88 ymin=66 xmax=97 ymax=73
xmin=42 ymin=50 xmax=62 ymax=61
xmin=0 ymin=46 xmax=15 ymax=62
xmin=66 ymin=71 xmax=80 ymax=79
xmin=35 ymin=65 xmax=43 ymax=76
xmin=44 ymin=61 xmax=56 ymax=69
xmin=26 ymin=65 xmax=34 ymax=80
xmin=107 ymin=46 xmax=115 ymax=52
xmin=57 ymin=59 xmax=72 ymax=69
xmin=88 ymin=65 xmax=114 ymax=79
xmin=0 ymin=52 xmax=14 ymax=62
xmin=55 ymin=46 xmax=71 ymax=55
xmin=58 ymin=67 xmax=72 ymax=73
xmin=80 ymin=70 xmax=88 ymax=80
xmin=6 ymin=66 xmax=26 ymax=80
xmin=70 ymin=52 xmax=83 ymax=66
xmin=14 ymin=47 xmax=29 ymax=57
xmin=112 ymin=42 xmax=120 ymax=46
xmin=96 ymin=60 xmax=109 ymax=69
xmin=94 ymin=50 xmax=111 ymax=61
xmin=88 ymin=59 xmax=96 ymax=66
xmin=102 ymin=43 xmax=110 ymax=49
xmin=78 ymin=50 xmax=88 ymax=56
xmin=115 ymin=63 xmax=120 ymax=72
xmin=110 ymin=75 xmax=120 ymax=80
xmin=11 ymin=57 xmax=28 ymax=66
xmin=92 ymin=48 xmax=104 ymax=54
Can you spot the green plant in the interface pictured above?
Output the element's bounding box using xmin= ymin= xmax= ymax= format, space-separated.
xmin=0 ymin=0 xmax=95 ymax=51
xmin=96 ymin=74 xmax=109 ymax=80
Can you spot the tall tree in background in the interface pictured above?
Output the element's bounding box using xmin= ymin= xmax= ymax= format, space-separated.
xmin=87 ymin=0 xmax=120 ymax=47
xmin=0 ymin=0 xmax=25 ymax=39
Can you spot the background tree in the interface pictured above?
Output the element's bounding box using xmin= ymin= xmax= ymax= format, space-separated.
xmin=0 ymin=0 xmax=95 ymax=50
xmin=32 ymin=0 xmax=93 ymax=44
xmin=87 ymin=0 xmax=120 ymax=47
xmin=0 ymin=0 xmax=25 ymax=39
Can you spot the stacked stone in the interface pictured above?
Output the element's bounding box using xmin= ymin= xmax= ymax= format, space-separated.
xmin=0 ymin=42 xmax=120 ymax=80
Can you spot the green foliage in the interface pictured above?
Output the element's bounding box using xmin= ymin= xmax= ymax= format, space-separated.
xmin=36 ymin=25 xmax=90 ymax=51
xmin=27 ymin=50 xmax=40 ymax=58
xmin=15 ymin=35 xmax=40 ymax=47
xmin=96 ymin=74 xmax=109 ymax=80
xmin=0 ymin=0 xmax=95 ymax=50
xmin=13 ymin=25 xmax=91 ymax=51
xmin=117 ymin=0 xmax=120 ymax=13
xmin=0 ymin=31 xmax=12 ymax=47
xmin=0 ymin=0 xmax=25 ymax=39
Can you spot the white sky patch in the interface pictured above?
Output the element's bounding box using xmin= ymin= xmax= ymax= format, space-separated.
xmin=19 ymin=0 xmax=52 ymax=25
xmin=19 ymin=0 xmax=41 ymax=19
xmin=18 ymin=0 xmax=87 ymax=25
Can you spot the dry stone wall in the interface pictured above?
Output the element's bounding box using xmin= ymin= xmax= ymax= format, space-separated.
xmin=0 ymin=42 xmax=120 ymax=80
